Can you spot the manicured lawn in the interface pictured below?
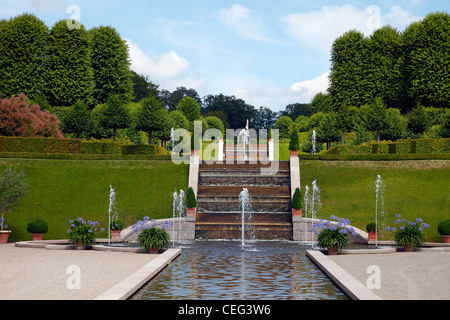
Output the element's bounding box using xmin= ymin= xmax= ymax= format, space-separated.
xmin=1 ymin=158 xmax=448 ymax=243
xmin=0 ymin=159 xmax=188 ymax=242
xmin=300 ymin=160 xmax=450 ymax=242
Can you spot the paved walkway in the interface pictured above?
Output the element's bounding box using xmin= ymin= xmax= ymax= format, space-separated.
xmin=1 ymin=243 xmax=450 ymax=300
xmin=0 ymin=244 xmax=157 ymax=300
xmin=328 ymin=251 xmax=450 ymax=300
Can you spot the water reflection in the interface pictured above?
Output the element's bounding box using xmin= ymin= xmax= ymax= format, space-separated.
xmin=131 ymin=241 xmax=348 ymax=300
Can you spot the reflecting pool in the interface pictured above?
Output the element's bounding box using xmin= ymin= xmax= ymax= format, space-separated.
xmin=131 ymin=241 xmax=348 ymax=300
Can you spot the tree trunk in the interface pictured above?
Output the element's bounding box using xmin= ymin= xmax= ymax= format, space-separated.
xmin=148 ymin=132 xmax=152 ymax=144
xmin=377 ymin=129 xmax=380 ymax=143
xmin=113 ymin=128 xmax=117 ymax=142
xmin=341 ymin=132 xmax=345 ymax=145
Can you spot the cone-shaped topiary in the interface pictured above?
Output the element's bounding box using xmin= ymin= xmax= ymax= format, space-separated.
xmin=289 ymin=130 xmax=299 ymax=150
xmin=186 ymin=187 xmax=197 ymax=208
xmin=291 ymin=187 xmax=302 ymax=209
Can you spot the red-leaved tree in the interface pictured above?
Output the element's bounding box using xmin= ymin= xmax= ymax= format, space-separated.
xmin=0 ymin=93 xmax=63 ymax=138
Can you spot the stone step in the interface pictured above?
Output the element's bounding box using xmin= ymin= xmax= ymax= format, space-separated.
xmin=195 ymin=222 xmax=293 ymax=240
xmin=199 ymin=161 xmax=289 ymax=170
xmin=196 ymin=211 xmax=292 ymax=223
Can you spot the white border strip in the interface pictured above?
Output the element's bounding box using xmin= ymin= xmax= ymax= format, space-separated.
xmin=306 ymin=250 xmax=382 ymax=300
xmin=95 ymin=248 xmax=181 ymax=300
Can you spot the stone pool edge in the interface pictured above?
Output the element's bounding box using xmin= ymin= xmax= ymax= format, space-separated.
xmin=306 ymin=250 xmax=382 ymax=300
xmin=95 ymin=248 xmax=181 ymax=300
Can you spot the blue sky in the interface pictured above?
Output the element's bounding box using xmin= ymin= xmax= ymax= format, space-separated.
xmin=1 ymin=0 xmax=448 ymax=111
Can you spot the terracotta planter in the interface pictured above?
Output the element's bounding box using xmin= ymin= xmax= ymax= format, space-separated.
xmin=403 ymin=245 xmax=414 ymax=252
xmin=74 ymin=242 xmax=90 ymax=250
xmin=290 ymin=150 xmax=298 ymax=157
xmin=368 ymin=232 xmax=378 ymax=242
xmin=443 ymin=235 xmax=450 ymax=244
xmin=327 ymin=246 xmax=339 ymax=255
xmin=148 ymin=247 xmax=159 ymax=254
xmin=111 ymin=230 xmax=121 ymax=239
xmin=292 ymin=208 xmax=302 ymax=217
xmin=31 ymin=233 xmax=44 ymax=241
xmin=191 ymin=149 xmax=199 ymax=156
xmin=0 ymin=230 xmax=11 ymax=244
xmin=186 ymin=207 xmax=196 ymax=216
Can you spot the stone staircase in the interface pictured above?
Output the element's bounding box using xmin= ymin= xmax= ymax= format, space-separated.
xmin=195 ymin=144 xmax=293 ymax=240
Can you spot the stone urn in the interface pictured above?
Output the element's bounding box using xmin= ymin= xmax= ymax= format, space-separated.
xmin=443 ymin=235 xmax=450 ymax=244
xmin=290 ymin=150 xmax=298 ymax=157
xmin=327 ymin=246 xmax=339 ymax=255
xmin=111 ymin=230 xmax=121 ymax=239
xmin=292 ymin=208 xmax=302 ymax=217
xmin=368 ymin=232 xmax=378 ymax=242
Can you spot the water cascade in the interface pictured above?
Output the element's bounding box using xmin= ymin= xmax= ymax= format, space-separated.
xmin=172 ymin=189 xmax=186 ymax=246
xmin=375 ymin=175 xmax=385 ymax=247
xmin=108 ymin=185 xmax=117 ymax=245
xmin=237 ymin=122 xmax=250 ymax=161
xmin=312 ymin=130 xmax=317 ymax=155
xmin=239 ymin=188 xmax=252 ymax=250
xmin=302 ymin=180 xmax=321 ymax=247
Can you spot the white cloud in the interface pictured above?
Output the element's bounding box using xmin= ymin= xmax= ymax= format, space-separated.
xmin=281 ymin=4 xmax=420 ymax=55
xmin=126 ymin=38 xmax=207 ymax=93
xmin=126 ymin=39 xmax=189 ymax=79
xmin=289 ymin=73 xmax=330 ymax=103
xmin=218 ymin=4 xmax=279 ymax=43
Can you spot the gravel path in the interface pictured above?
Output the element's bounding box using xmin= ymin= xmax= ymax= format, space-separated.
xmin=328 ymin=251 xmax=450 ymax=300
xmin=0 ymin=244 xmax=157 ymax=300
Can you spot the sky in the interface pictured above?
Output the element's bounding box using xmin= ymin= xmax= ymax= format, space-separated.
xmin=1 ymin=0 xmax=448 ymax=112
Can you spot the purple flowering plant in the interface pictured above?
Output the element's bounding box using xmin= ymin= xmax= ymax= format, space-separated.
xmin=312 ymin=215 xmax=358 ymax=251
xmin=385 ymin=214 xmax=429 ymax=248
xmin=132 ymin=217 xmax=174 ymax=252
xmin=67 ymin=217 xmax=105 ymax=248
xmin=0 ymin=218 xmax=8 ymax=230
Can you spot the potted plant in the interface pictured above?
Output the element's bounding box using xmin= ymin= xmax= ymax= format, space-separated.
xmin=291 ymin=187 xmax=302 ymax=216
xmin=186 ymin=187 xmax=197 ymax=216
xmin=0 ymin=167 xmax=28 ymax=244
xmin=0 ymin=218 xmax=10 ymax=244
xmin=437 ymin=219 xmax=450 ymax=243
xmin=27 ymin=219 xmax=49 ymax=241
xmin=132 ymin=218 xmax=172 ymax=253
xmin=385 ymin=214 xmax=430 ymax=252
xmin=366 ymin=222 xmax=379 ymax=242
xmin=110 ymin=218 xmax=124 ymax=239
xmin=289 ymin=130 xmax=299 ymax=157
xmin=312 ymin=215 xmax=358 ymax=255
xmin=191 ymin=132 xmax=200 ymax=156
xmin=67 ymin=217 xmax=104 ymax=250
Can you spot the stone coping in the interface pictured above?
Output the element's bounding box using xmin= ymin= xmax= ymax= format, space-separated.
xmin=306 ymin=250 xmax=382 ymax=300
xmin=95 ymin=248 xmax=181 ymax=300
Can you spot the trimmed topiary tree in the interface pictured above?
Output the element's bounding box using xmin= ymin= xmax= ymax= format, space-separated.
xmin=291 ymin=187 xmax=302 ymax=216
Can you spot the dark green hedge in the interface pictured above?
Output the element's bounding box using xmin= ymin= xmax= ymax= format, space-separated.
xmin=0 ymin=152 xmax=174 ymax=161
xmin=0 ymin=136 xmax=81 ymax=154
xmin=81 ymin=141 xmax=122 ymax=155
xmin=299 ymin=153 xmax=450 ymax=161
xmin=325 ymin=138 xmax=450 ymax=156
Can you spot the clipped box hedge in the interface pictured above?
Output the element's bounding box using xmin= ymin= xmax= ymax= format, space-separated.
xmin=0 ymin=136 xmax=81 ymax=154
xmin=81 ymin=141 xmax=122 ymax=155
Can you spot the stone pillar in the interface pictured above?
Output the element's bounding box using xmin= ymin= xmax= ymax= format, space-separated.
xmin=268 ymin=138 xmax=274 ymax=161
xmin=218 ymin=138 xmax=224 ymax=162
xmin=289 ymin=156 xmax=300 ymax=199
xmin=188 ymin=151 xmax=200 ymax=198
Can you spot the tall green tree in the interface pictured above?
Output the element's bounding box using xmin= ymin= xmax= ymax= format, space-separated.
xmin=364 ymin=26 xmax=404 ymax=108
xmin=329 ymin=30 xmax=368 ymax=108
xmin=362 ymin=97 xmax=388 ymax=143
xmin=61 ymin=101 xmax=92 ymax=138
xmin=176 ymin=97 xmax=202 ymax=131
xmin=0 ymin=14 xmax=48 ymax=100
xmin=90 ymin=26 xmax=133 ymax=105
xmin=407 ymin=104 xmax=429 ymax=138
xmin=136 ymin=96 xmax=167 ymax=144
xmin=316 ymin=112 xmax=340 ymax=150
xmin=131 ymin=71 xmax=159 ymax=102
xmin=403 ymin=12 xmax=449 ymax=109
xmin=311 ymin=92 xmax=333 ymax=114
xmin=45 ymin=20 xmax=94 ymax=106
xmin=100 ymin=95 xmax=130 ymax=141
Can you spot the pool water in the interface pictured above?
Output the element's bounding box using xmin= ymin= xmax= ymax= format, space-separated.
xmin=131 ymin=241 xmax=348 ymax=300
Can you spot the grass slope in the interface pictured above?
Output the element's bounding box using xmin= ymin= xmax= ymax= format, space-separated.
xmin=300 ymin=160 xmax=450 ymax=242
xmin=1 ymin=159 xmax=448 ymax=243
xmin=0 ymin=159 xmax=188 ymax=242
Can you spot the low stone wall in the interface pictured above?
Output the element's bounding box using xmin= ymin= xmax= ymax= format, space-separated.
xmin=292 ymin=217 xmax=368 ymax=244
xmin=121 ymin=217 xmax=196 ymax=243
